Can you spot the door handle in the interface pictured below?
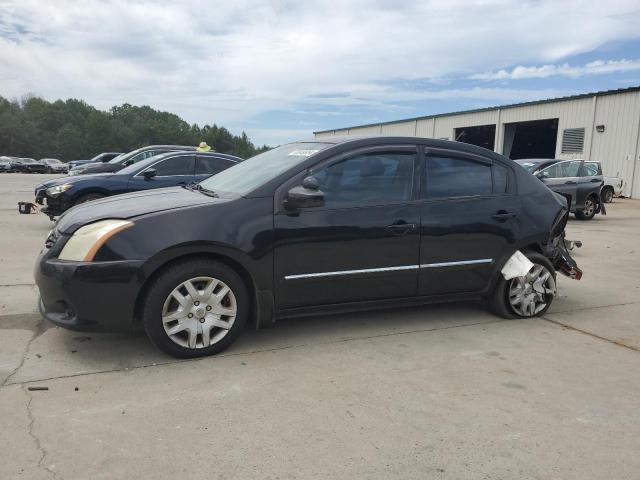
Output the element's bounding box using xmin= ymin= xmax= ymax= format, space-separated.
xmin=386 ymin=222 xmax=416 ymax=236
xmin=492 ymin=210 xmax=517 ymax=222
xmin=590 ymin=178 xmax=601 ymax=183
xmin=564 ymin=181 xmax=577 ymax=185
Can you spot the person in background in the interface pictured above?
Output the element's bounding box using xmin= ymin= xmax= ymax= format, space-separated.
xmin=197 ymin=142 xmax=212 ymax=152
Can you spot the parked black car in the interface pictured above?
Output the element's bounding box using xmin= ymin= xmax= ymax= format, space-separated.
xmin=68 ymin=152 xmax=122 ymax=170
xmin=35 ymin=151 xmax=241 ymax=219
xmin=515 ymin=159 xmax=605 ymax=220
xmin=35 ymin=136 xmax=581 ymax=358
xmin=69 ymin=146 xmax=196 ymax=176
xmin=11 ymin=158 xmax=47 ymax=173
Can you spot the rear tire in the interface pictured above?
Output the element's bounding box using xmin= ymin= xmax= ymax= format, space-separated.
xmin=601 ymin=186 xmax=614 ymax=203
xmin=142 ymin=259 xmax=249 ymax=358
xmin=487 ymin=252 xmax=556 ymax=319
xmin=575 ymin=195 xmax=598 ymax=220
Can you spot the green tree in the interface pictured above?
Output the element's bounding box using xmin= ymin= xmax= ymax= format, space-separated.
xmin=0 ymin=95 xmax=268 ymax=161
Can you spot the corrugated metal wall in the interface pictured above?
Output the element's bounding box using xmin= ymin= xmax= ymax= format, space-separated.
xmin=314 ymin=90 xmax=640 ymax=197
xmin=590 ymin=91 xmax=640 ymax=197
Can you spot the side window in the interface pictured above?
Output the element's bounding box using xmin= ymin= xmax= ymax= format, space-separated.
xmin=196 ymin=156 xmax=235 ymax=175
xmin=540 ymin=163 xmax=561 ymax=178
xmin=581 ymin=162 xmax=600 ymax=176
xmin=313 ymin=152 xmax=414 ymax=209
xmin=492 ymin=163 xmax=509 ymax=194
xmin=149 ymin=155 xmax=195 ymax=176
xmin=563 ymin=160 xmax=582 ymax=177
xmin=426 ymin=156 xmax=492 ymax=198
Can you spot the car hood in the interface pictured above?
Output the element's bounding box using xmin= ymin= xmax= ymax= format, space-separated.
xmin=72 ymin=162 xmax=121 ymax=174
xmin=55 ymin=187 xmax=225 ymax=234
xmin=36 ymin=174 xmax=114 ymax=191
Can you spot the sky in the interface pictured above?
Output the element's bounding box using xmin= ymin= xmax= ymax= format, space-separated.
xmin=1 ymin=0 xmax=640 ymax=147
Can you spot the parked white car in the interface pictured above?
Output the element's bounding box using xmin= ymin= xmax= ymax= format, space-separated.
xmin=584 ymin=161 xmax=622 ymax=203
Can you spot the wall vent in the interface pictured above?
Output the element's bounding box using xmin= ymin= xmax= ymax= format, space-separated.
xmin=561 ymin=128 xmax=585 ymax=154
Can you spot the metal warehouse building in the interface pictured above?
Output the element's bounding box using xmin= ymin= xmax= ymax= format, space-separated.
xmin=314 ymin=86 xmax=640 ymax=198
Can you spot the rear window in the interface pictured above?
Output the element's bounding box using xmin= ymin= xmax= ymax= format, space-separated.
xmin=426 ymin=156 xmax=492 ymax=198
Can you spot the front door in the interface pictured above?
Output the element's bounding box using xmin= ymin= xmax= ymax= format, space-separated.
xmin=419 ymin=149 xmax=521 ymax=296
xmin=274 ymin=146 xmax=421 ymax=309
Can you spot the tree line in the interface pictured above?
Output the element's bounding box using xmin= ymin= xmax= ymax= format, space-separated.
xmin=0 ymin=95 xmax=269 ymax=161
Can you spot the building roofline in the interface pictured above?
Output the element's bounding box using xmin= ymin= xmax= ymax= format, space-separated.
xmin=313 ymin=85 xmax=640 ymax=134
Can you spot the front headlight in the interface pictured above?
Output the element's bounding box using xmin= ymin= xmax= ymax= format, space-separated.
xmin=46 ymin=184 xmax=72 ymax=197
xmin=58 ymin=220 xmax=134 ymax=261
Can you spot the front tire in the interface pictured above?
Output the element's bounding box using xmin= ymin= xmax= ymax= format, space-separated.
xmin=142 ymin=259 xmax=249 ymax=358
xmin=74 ymin=193 xmax=105 ymax=205
xmin=488 ymin=252 xmax=556 ymax=319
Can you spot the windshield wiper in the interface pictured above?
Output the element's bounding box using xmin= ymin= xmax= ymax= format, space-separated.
xmin=182 ymin=182 xmax=218 ymax=197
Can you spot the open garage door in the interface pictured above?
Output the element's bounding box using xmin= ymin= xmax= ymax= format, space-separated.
xmin=454 ymin=124 xmax=496 ymax=151
xmin=503 ymin=118 xmax=558 ymax=159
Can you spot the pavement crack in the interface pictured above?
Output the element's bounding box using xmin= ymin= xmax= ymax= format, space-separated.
xmin=541 ymin=316 xmax=639 ymax=353
xmin=549 ymin=300 xmax=640 ymax=315
xmin=2 ymin=316 xmax=46 ymax=386
xmin=2 ymin=318 xmax=508 ymax=387
xmin=23 ymin=386 xmax=60 ymax=479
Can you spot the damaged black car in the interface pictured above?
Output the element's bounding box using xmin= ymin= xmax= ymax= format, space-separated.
xmin=35 ymin=136 xmax=581 ymax=358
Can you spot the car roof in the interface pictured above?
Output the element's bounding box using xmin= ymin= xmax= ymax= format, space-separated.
xmin=118 ymin=150 xmax=242 ymax=174
xmin=285 ymin=135 xmax=514 ymax=162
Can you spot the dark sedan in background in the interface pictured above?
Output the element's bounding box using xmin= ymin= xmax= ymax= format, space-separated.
xmin=35 ymin=136 xmax=581 ymax=358
xmin=35 ymin=151 xmax=241 ymax=219
xmin=11 ymin=157 xmax=47 ymax=173
xmin=515 ymin=158 xmax=605 ymax=220
xmin=68 ymin=152 xmax=122 ymax=170
xmin=69 ymin=145 xmax=196 ymax=176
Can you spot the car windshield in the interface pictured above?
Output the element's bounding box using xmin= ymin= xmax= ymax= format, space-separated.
xmin=116 ymin=154 xmax=167 ymax=175
xmin=108 ymin=152 xmax=128 ymax=164
xmin=199 ymin=143 xmax=331 ymax=195
xmin=515 ymin=160 xmax=543 ymax=173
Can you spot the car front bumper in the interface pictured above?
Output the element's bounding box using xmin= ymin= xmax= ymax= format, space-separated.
xmin=35 ymin=251 xmax=145 ymax=332
xmin=35 ymin=190 xmax=73 ymax=217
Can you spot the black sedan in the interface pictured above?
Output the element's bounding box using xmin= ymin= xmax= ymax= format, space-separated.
xmin=11 ymin=157 xmax=47 ymax=173
xmin=515 ymin=158 xmax=605 ymax=220
xmin=35 ymin=151 xmax=241 ymax=219
xmin=69 ymin=145 xmax=196 ymax=176
xmin=35 ymin=136 xmax=581 ymax=358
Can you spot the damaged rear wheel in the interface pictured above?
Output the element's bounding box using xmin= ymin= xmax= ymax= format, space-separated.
xmin=488 ymin=252 xmax=556 ymax=319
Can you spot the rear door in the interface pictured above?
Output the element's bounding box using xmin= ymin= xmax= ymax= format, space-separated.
xmin=195 ymin=155 xmax=237 ymax=181
xmin=537 ymin=160 xmax=582 ymax=210
xmin=128 ymin=154 xmax=196 ymax=191
xmin=578 ymin=161 xmax=604 ymax=204
xmin=274 ymin=145 xmax=421 ymax=309
xmin=419 ymin=148 xmax=520 ymax=296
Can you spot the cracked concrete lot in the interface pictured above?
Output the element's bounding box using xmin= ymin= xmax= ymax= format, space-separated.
xmin=1 ymin=173 xmax=639 ymax=479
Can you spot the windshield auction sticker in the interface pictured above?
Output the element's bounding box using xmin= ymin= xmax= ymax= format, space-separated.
xmin=288 ymin=150 xmax=319 ymax=156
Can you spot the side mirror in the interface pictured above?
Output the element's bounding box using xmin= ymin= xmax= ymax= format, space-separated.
xmin=143 ymin=168 xmax=157 ymax=180
xmin=285 ymin=175 xmax=324 ymax=210
xmin=124 ymin=159 xmax=134 ymax=166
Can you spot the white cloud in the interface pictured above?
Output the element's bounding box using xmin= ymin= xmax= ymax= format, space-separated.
xmin=471 ymin=59 xmax=640 ymax=81
xmin=1 ymin=0 xmax=640 ymax=145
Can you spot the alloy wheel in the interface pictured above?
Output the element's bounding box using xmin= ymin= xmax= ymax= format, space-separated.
xmin=161 ymin=276 xmax=237 ymax=349
xmin=583 ymin=198 xmax=595 ymax=217
xmin=508 ymin=264 xmax=556 ymax=317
